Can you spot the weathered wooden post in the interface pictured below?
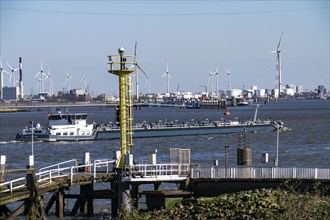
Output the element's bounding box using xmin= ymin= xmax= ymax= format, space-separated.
xmin=0 ymin=155 xmax=5 ymax=183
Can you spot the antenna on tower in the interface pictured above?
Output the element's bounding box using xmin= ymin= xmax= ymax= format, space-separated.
xmin=270 ymin=32 xmax=284 ymax=98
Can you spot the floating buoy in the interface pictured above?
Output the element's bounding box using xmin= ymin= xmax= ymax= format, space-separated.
xmin=224 ymin=109 xmax=230 ymax=116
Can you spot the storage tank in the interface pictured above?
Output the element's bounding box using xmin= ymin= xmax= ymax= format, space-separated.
xmin=237 ymin=147 xmax=252 ymax=166
xmin=225 ymin=89 xmax=242 ymax=98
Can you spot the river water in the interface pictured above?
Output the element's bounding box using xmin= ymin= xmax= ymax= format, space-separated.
xmin=0 ymin=99 xmax=329 ymax=216
xmin=1 ymin=99 xmax=329 ymax=170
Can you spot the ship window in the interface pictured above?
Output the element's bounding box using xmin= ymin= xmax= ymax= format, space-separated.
xmin=56 ymin=132 xmax=61 ymax=135
xmin=82 ymin=131 xmax=85 ymax=135
xmin=63 ymin=132 xmax=68 ymax=135
xmin=86 ymin=131 xmax=90 ymax=135
xmin=70 ymin=132 xmax=74 ymax=135
xmin=49 ymin=115 xmax=62 ymax=120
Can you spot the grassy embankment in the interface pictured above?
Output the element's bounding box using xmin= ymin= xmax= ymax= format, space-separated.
xmin=120 ymin=187 xmax=330 ymax=220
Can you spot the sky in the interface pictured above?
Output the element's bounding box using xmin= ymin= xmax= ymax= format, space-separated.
xmin=0 ymin=0 xmax=329 ymax=96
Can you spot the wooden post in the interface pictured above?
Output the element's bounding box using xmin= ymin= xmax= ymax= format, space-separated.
xmin=56 ymin=189 xmax=64 ymax=218
xmin=225 ymin=145 xmax=229 ymax=178
xmin=0 ymin=155 xmax=5 ymax=183
xmin=131 ymin=183 xmax=140 ymax=209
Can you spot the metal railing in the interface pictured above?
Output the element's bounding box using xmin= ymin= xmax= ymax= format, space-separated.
xmin=123 ymin=163 xmax=190 ymax=181
xmin=190 ymin=166 xmax=330 ymax=180
xmin=0 ymin=159 xmax=116 ymax=194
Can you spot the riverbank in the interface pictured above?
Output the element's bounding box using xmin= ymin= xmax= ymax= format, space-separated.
xmin=122 ymin=188 xmax=330 ymax=219
xmin=0 ymin=108 xmax=31 ymax=113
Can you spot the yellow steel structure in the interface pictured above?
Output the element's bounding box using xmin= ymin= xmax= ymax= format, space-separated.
xmin=107 ymin=47 xmax=135 ymax=168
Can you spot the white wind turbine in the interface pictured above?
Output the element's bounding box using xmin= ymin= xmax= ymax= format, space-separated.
xmin=226 ymin=69 xmax=231 ymax=90
xmin=162 ymin=63 xmax=171 ymax=94
xmin=34 ymin=60 xmax=47 ymax=93
xmin=45 ymin=67 xmax=53 ymax=95
xmin=0 ymin=58 xmax=11 ymax=99
xmin=209 ymin=65 xmax=219 ymax=98
xmin=6 ymin=60 xmax=19 ymax=87
xmin=129 ymin=42 xmax=150 ymax=98
xmin=81 ymin=74 xmax=87 ymax=92
xmin=65 ymin=70 xmax=73 ymax=92
xmin=270 ymin=32 xmax=284 ymax=98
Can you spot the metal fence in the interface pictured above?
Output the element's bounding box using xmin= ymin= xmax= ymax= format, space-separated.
xmin=190 ymin=166 xmax=330 ymax=180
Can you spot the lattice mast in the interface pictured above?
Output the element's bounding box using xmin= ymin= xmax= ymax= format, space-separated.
xmin=107 ymin=47 xmax=135 ymax=168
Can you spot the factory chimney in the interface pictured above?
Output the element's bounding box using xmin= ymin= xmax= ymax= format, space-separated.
xmin=18 ymin=57 xmax=24 ymax=99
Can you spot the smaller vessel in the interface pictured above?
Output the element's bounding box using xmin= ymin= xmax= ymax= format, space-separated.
xmin=16 ymin=111 xmax=97 ymax=141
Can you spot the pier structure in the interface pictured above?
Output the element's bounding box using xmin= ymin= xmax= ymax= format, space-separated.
xmin=1 ymin=152 xmax=330 ymax=218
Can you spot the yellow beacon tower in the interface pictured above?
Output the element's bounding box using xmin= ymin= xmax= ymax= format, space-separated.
xmin=107 ymin=47 xmax=135 ymax=168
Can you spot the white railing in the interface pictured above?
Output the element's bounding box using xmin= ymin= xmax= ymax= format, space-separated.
xmin=123 ymin=163 xmax=190 ymax=181
xmin=190 ymin=166 xmax=330 ymax=180
xmin=0 ymin=159 xmax=116 ymax=194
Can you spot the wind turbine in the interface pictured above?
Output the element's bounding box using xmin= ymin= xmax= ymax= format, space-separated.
xmin=271 ymin=32 xmax=284 ymax=98
xmin=162 ymin=63 xmax=171 ymax=94
xmin=130 ymin=41 xmax=150 ymax=97
xmin=0 ymin=58 xmax=11 ymax=99
xmin=34 ymin=60 xmax=47 ymax=93
xmin=209 ymin=65 xmax=219 ymax=98
xmin=226 ymin=69 xmax=231 ymax=90
xmin=45 ymin=67 xmax=53 ymax=95
xmin=81 ymin=74 xmax=87 ymax=92
xmin=65 ymin=70 xmax=73 ymax=92
xmin=6 ymin=60 xmax=19 ymax=87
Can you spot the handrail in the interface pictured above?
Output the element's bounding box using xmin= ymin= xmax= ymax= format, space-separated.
xmin=190 ymin=166 xmax=330 ymax=180
xmin=0 ymin=159 xmax=115 ymax=194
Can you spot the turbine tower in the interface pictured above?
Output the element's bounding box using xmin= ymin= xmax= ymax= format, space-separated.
xmin=226 ymin=69 xmax=231 ymax=90
xmin=0 ymin=57 xmax=11 ymax=99
xmin=209 ymin=65 xmax=219 ymax=98
xmin=34 ymin=60 xmax=47 ymax=93
xmin=6 ymin=61 xmax=19 ymax=87
xmin=65 ymin=70 xmax=72 ymax=92
xmin=131 ymin=41 xmax=149 ymax=98
xmin=162 ymin=63 xmax=171 ymax=94
xmin=45 ymin=67 xmax=53 ymax=95
xmin=271 ymin=32 xmax=283 ymax=98
xmin=81 ymin=74 xmax=87 ymax=92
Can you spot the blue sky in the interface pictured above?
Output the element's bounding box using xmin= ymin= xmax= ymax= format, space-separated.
xmin=1 ymin=1 xmax=329 ymax=96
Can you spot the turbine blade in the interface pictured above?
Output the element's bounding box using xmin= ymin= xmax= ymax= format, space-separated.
xmin=34 ymin=72 xmax=41 ymax=78
xmin=137 ymin=65 xmax=149 ymax=78
xmin=6 ymin=61 xmax=13 ymax=70
xmin=215 ymin=65 xmax=219 ymax=73
xmin=161 ymin=72 xmax=167 ymax=78
xmin=277 ymin=32 xmax=283 ymax=50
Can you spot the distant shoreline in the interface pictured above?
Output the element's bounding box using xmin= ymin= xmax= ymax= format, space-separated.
xmin=0 ymin=108 xmax=31 ymax=113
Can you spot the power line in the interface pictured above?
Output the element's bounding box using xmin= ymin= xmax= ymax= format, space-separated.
xmin=2 ymin=6 xmax=329 ymax=17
